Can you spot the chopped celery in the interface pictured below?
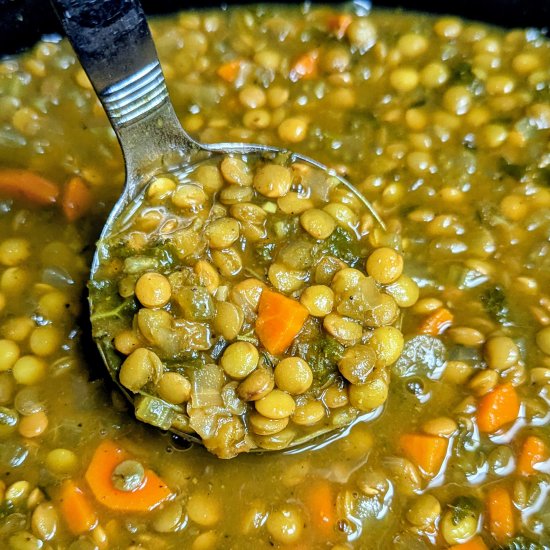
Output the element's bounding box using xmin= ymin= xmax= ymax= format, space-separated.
xmin=262 ymin=201 xmax=277 ymax=213
xmin=192 ymin=364 xmax=224 ymax=408
xmin=448 ymin=345 xmax=481 ymax=364
xmin=173 ymin=286 xmax=215 ymax=321
xmin=123 ymin=255 xmax=159 ymax=274
xmin=273 ymin=220 xmax=289 ymax=238
xmin=134 ymin=395 xmax=176 ymax=430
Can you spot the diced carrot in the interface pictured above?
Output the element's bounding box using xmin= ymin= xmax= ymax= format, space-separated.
xmin=84 ymin=440 xmax=172 ymax=512
xmin=486 ymin=486 xmax=515 ymax=543
xmin=58 ymin=480 xmax=98 ymax=535
xmin=418 ymin=307 xmax=454 ymax=335
xmin=290 ymin=49 xmax=319 ymax=81
xmin=477 ymin=383 xmax=519 ymax=433
xmin=0 ymin=168 xmax=59 ymax=205
xmin=301 ymin=479 xmax=336 ymax=537
xmin=217 ymin=59 xmax=244 ymax=83
xmin=448 ymin=535 xmax=489 ymax=550
xmin=399 ymin=433 xmax=448 ymax=477
xmin=62 ymin=176 xmax=93 ymax=222
xmin=517 ymin=435 xmax=548 ymax=476
xmin=255 ymin=289 xmax=309 ymax=355
xmin=327 ymin=14 xmax=353 ymax=39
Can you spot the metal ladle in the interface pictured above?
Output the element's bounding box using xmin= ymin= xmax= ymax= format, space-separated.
xmin=50 ymin=0 xmax=385 ymax=453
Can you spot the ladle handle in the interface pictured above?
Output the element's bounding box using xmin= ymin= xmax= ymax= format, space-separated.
xmin=49 ymin=0 xmax=197 ymax=191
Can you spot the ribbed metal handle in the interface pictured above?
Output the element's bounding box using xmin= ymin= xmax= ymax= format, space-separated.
xmin=50 ymin=0 xmax=197 ymax=196
xmin=101 ymin=61 xmax=167 ymax=126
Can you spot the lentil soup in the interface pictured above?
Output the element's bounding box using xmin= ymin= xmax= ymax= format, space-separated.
xmin=91 ymin=151 xmax=410 ymax=458
xmin=0 ymin=4 xmax=549 ymax=550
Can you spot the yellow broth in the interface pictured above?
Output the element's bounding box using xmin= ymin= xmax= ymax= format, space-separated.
xmin=0 ymin=5 xmax=549 ymax=549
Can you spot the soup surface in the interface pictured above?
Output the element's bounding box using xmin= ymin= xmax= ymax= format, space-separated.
xmin=0 ymin=4 xmax=549 ymax=549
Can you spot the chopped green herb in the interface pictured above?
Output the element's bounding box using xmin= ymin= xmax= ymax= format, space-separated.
xmin=320 ymin=336 xmax=345 ymax=364
xmin=498 ymin=157 xmax=526 ymax=180
xmin=260 ymin=351 xmax=275 ymax=369
xmin=90 ymin=297 xmax=137 ymax=325
xmin=292 ymin=334 xmax=344 ymax=386
xmin=450 ymin=62 xmax=476 ymax=85
xmin=209 ymin=337 xmax=227 ymax=361
xmin=255 ymin=241 xmax=276 ymax=263
xmin=322 ymin=226 xmax=363 ymax=265
xmin=539 ymin=166 xmax=550 ymax=187
xmin=0 ymin=499 xmax=16 ymax=519
xmin=447 ymin=495 xmax=480 ymax=525
xmin=477 ymin=201 xmax=507 ymax=227
xmin=480 ymin=285 xmax=509 ymax=325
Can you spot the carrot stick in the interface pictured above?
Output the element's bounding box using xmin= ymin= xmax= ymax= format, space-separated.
xmin=517 ymin=435 xmax=548 ymax=476
xmin=0 ymin=169 xmax=59 ymax=205
xmin=327 ymin=14 xmax=353 ymax=39
xmin=217 ymin=59 xmax=244 ymax=83
xmin=290 ymin=49 xmax=319 ymax=81
xmin=62 ymin=176 xmax=93 ymax=222
xmin=58 ymin=480 xmax=98 ymax=535
xmin=301 ymin=479 xmax=336 ymax=538
xmin=255 ymin=289 xmax=309 ymax=355
xmin=418 ymin=307 xmax=454 ymax=335
xmin=448 ymin=536 xmax=489 ymax=550
xmin=399 ymin=433 xmax=448 ymax=477
xmin=486 ymin=486 xmax=515 ymax=543
xmin=476 ymin=383 xmax=520 ymax=433
xmin=84 ymin=440 xmax=172 ymax=512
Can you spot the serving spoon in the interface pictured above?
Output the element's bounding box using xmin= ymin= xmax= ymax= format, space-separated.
xmin=50 ymin=0 xmax=385 ymax=452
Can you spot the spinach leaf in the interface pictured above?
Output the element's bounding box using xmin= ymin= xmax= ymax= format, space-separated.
xmin=477 ymin=201 xmax=507 ymax=227
xmin=322 ymin=226 xmax=363 ymax=265
xmin=90 ymin=297 xmax=138 ymax=339
xmin=0 ymin=499 xmax=16 ymax=519
xmin=499 ymin=157 xmax=526 ymax=180
xmin=447 ymin=495 xmax=480 ymax=525
xmin=295 ymin=335 xmax=344 ymax=386
xmin=481 ymin=285 xmax=509 ymax=325
xmin=450 ymin=62 xmax=476 ymax=85
xmin=90 ymin=297 xmax=137 ymax=324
